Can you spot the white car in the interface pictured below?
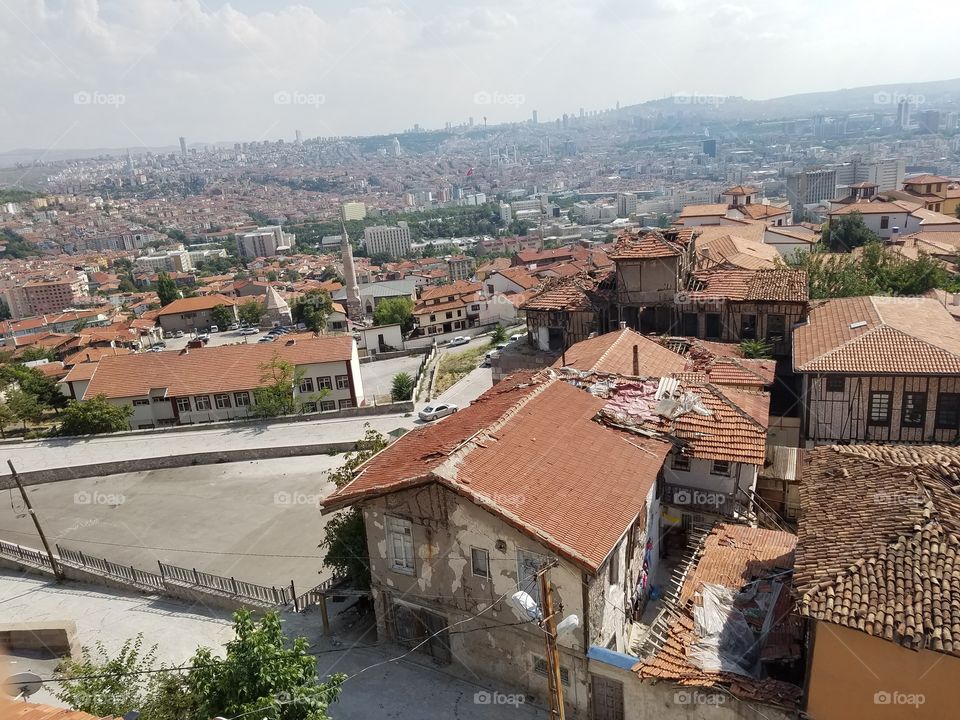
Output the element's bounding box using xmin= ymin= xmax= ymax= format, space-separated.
xmin=228 ymin=323 xmax=240 ymax=331
xmin=449 ymin=336 xmax=470 ymax=346
xmin=240 ymin=327 xmax=258 ymax=336
xmin=419 ymin=403 xmax=458 ymax=422
xmin=510 ymin=333 xmax=526 ymax=342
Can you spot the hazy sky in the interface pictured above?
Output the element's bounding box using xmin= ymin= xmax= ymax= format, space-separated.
xmin=3 ymin=0 xmax=959 ymax=152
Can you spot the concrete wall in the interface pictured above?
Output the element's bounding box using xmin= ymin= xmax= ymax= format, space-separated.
xmin=807 ymin=621 xmax=959 ymax=720
xmin=361 ymin=483 xmax=596 ymax=716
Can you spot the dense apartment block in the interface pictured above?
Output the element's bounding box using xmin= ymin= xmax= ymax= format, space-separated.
xmin=363 ymin=223 xmax=411 ymax=259
xmin=237 ymin=225 xmax=295 ymax=257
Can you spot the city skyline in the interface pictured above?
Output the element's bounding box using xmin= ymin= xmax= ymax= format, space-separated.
xmin=4 ymin=0 xmax=960 ymax=152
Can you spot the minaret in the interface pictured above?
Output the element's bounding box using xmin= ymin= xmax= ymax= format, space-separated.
xmin=340 ymin=221 xmax=363 ymax=323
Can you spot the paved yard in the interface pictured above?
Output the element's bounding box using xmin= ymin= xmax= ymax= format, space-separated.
xmin=359 ymin=354 xmax=425 ymax=400
xmin=0 ymin=572 xmax=546 ymax=719
xmin=0 ymin=456 xmax=343 ymax=590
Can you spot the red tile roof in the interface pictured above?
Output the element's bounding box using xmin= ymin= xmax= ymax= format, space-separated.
xmin=418 ymin=280 xmax=482 ymax=302
xmin=522 ymin=274 xmax=599 ymax=312
xmin=608 ymin=231 xmax=684 ymax=260
xmin=555 ymin=329 xmax=688 ymax=377
xmin=685 ymin=268 xmax=808 ymax=303
xmin=156 ymin=294 xmax=235 ymax=316
xmin=490 ymin=267 xmax=540 ymax=290
xmin=82 ymin=336 xmax=354 ymax=400
xmin=793 ymin=296 xmax=960 ymax=374
xmin=324 ymin=373 xmax=670 ymax=572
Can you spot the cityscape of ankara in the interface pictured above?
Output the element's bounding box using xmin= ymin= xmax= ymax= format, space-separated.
xmin=1 ymin=2 xmax=960 ymax=719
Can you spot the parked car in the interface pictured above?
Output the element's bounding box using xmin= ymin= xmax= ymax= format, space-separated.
xmin=197 ymin=333 xmax=210 ymax=343
xmin=510 ymin=333 xmax=526 ymax=342
xmin=240 ymin=327 xmax=258 ymax=336
xmin=163 ymin=330 xmax=174 ymax=339
xmin=258 ymin=336 xmax=273 ymax=343
xmin=174 ymin=330 xmax=185 ymax=338
xmin=450 ymin=336 xmax=470 ymax=346
xmin=418 ymin=403 xmax=458 ymax=422
xmin=228 ymin=323 xmax=240 ymax=331
xmin=146 ymin=346 xmax=163 ymax=353
xmin=152 ymin=341 xmax=166 ymax=349
xmin=209 ymin=325 xmax=219 ymax=333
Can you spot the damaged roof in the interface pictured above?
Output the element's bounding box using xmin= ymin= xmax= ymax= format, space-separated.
xmin=521 ymin=272 xmax=606 ymax=312
xmin=324 ymin=372 xmax=670 ymax=573
xmin=796 ymin=445 xmax=960 ymax=656
xmin=685 ymin=268 xmax=808 ymax=303
xmin=634 ymin=523 xmax=802 ymax=710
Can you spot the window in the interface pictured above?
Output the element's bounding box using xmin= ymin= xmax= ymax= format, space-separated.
xmin=869 ymin=391 xmax=892 ymax=426
xmin=471 ymin=304 xmax=480 ymax=311
xmin=175 ymin=397 xmax=191 ymax=413
xmin=682 ymin=312 xmax=698 ymax=335
xmin=608 ymin=540 xmax=621 ymax=585
xmin=138 ymin=424 xmax=155 ymax=430
xmin=429 ymin=314 xmax=436 ymax=322
xmin=234 ymin=391 xmax=250 ymax=407
xmin=711 ymin=460 xmax=732 ymax=476
xmin=214 ymin=393 xmax=232 ymax=409
xmin=825 ymin=376 xmax=845 ymax=393
xmin=301 ymin=401 xmax=317 ymax=413
xmin=150 ymin=396 xmax=166 ymax=403
xmin=336 ymin=375 xmax=350 ymax=390
xmin=767 ymin=314 xmax=786 ymax=341
xmin=132 ymin=398 xmax=150 ymax=406
xmin=901 ymin=392 xmax=926 ymax=427
xmin=320 ymin=400 xmax=336 ymax=412
xmin=339 ymin=399 xmax=354 ymax=409
xmin=317 ymin=376 xmax=333 ymax=390
xmin=704 ymin=313 xmax=721 ymax=339
xmin=740 ymin=314 xmax=757 ymax=340
xmin=299 ymin=377 xmax=315 ymax=393
xmin=445 ymin=311 xmax=453 ymax=319
xmin=936 ymin=392 xmax=960 ymax=429
xmin=471 ymin=548 xmax=490 ymax=578
xmin=880 ymin=215 xmax=890 ymax=230
xmin=386 ymin=516 xmax=415 ymax=574
xmin=533 ymin=656 xmax=570 ymax=686
xmin=194 ymin=395 xmax=212 ymax=411
xmin=671 ymin=453 xmax=690 ymax=472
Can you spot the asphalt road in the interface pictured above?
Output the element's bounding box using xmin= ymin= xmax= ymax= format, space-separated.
xmin=0 ymin=455 xmax=342 ymax=589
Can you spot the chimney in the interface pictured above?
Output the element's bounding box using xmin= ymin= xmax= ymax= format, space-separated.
xmin=632 ymin=344 xmax=640 ymax=376
xmin=619 ymin=320 xmax=627 ymax=330
xmin=285 ymin=339 xmax=296 ymax=346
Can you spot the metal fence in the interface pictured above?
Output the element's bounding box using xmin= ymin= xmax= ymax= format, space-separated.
xmin=0 ymin=539 xmax=293 ymax=608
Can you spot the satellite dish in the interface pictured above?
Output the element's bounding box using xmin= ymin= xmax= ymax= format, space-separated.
xmin=556 ymin=614 xmax=581 ymax=637
xmin=3 ymin=672 xmax=43 ymax=699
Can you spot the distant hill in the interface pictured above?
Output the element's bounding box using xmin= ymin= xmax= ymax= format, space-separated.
xmin=631 ymin=77 xmax=960 ymax=120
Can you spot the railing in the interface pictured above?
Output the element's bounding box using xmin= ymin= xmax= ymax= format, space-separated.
xmin=0 ymin=539 xmax=53 ymax=570
xmin=0 ymin=539 xmax=292 ymax=609
xmin=58 ymin=545 xmax=164 ymax=590
xmin=294 ymin=574 xmax=348 ymax=611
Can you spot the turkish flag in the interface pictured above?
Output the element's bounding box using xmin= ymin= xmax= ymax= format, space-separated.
xmin=466 ymin=167 xmax=474 ymax=177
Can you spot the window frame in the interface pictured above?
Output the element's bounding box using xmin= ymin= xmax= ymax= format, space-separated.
xmin=175 ymin=397 xmax=191 ymax=413
xmin=317 ymin=376 xmax=333 ymax=391
xmin=825 ymin=376 xmax=845 ymax=393
xmin=336 ymin=374 xmax=350 ymax=390
xmin=671 ymin=453 xmax=691 ymax=472
xmin=386 ymin=515 xmax=416 ymax=575
xmin=193 ymin=395 xmax=212 ymax=411
xmin=132 ymin=398 xmax=150 ymax=407
xmin=234 ymin=391 xmax=250 ymax=407
xmin=710 ymin=459 xmax=732 ymax=476
xmin=299 ymin=377 xmax=315 ymax=393
xmin=868 ymin=391 xmax=892 ymax=426
xmin=901 ymin=392 xmax=926 ymax=428
xmin=214 ymin=393 xmax=232 ymax=410
xmin=766 ymin=314 xmax=786 ymax=341
xmin=320 ymin=400 xmax=336 ymax=412
xmin=936 ymin=392 xmax=960 ymax=430
xmin=471 ymin=547 xmax=491 ymax=579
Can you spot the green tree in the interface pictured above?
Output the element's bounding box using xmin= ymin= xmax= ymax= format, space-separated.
xmin=238 ymin=299 xmax=265 ymax=326
xmin=821 ymin=211 xmax=878 ymax=252
xmin=390 ymin=372 xmax=414 ymax=401
xmin=0 ymin=402 xmax=15 ymax=438
xmin=54 ymin=635 xmax=158 ymax=718
xmin=210 ymin=304 xmax=234 ymax=329
xmin=320 ymin=425 xmax=389 ymax=590
xmin=18 ymin=346 xmax=55 ymax=362
xmin=490 ymin=324 xmax=507 ymax=345
xmin=372 ymin=296 xmax=414 ymax=333
xmin=251 ymin=354 xmax=301 ymax=417
xmin=7 ymin=388 xmax=44 ymax=430
xmin=266 ymin=270 xmax=278 ymax=282
xmin=0 ymin=297 xmax=10 ymax=321
xmin=54 ymin=612 xmax=344 ymax=720
xmin=739 ymin=339 xmax=773 ymax=359
xmin=0 ymin=363 xmax=67 ymax=411
xmin=58 ymin=394 xmax=133 ymax=435
xmin=156 ymin=272 xmax=179 ymax=306
xmin=292 ymin=290 xmax=333 ymax=333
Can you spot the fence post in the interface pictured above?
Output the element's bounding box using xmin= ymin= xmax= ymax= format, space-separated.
xmin=290 ymin=580 xmax=297 ymax=612
xmin=79 ymin=550 xmax=86 ymax=566
xmin=193 ymin=568 xmax=200 ymax=586
xmin=17 ymin=544 xmax=24 ymax=559
xmin=231 ymin=577 xmax=238 ymax=596
xmin=158 ymin=560 xmax=165 ymax=579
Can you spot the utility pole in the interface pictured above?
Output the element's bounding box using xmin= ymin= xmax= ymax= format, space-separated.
xmin=538 ymin=560 xmax=566 ymax=720
xmin=7 ymin=460 xmax=63 ymax=580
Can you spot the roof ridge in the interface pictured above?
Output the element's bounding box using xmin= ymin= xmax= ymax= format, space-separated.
xmin=796 ymin=322 xmax=885 ymax=370
xmin=701 ymin=382 xmax=768 ymax=433
xmin=592 ymin=329 xmax=632 ymax=373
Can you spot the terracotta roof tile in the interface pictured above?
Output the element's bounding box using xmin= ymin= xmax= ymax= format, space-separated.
xmin=685 ymin=268 xmax=807 ymax=303
xmin=156 ymin=294 xmax=235 ymax=316
xmin=554 ymin=329 xmax=688 ymax=377
xmin=797 ymin=445 xmax=960 ymax=656
xmin=609 ymin=231 xmax=684 ymax=260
